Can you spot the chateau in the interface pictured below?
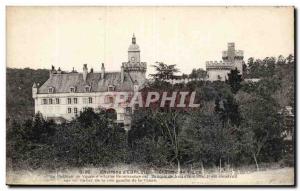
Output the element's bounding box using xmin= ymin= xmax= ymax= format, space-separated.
xmin=32 ymin=35 xmax=246 ymax=125
xmin=32 ymin=34 xmax=147 ymax=129
xmin=206 ymin=43 xmax=244 ymax=81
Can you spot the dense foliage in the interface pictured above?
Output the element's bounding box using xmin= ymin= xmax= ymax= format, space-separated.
xmin=7 ymin=109 xmax=128 ymax=170
xmin=6 ymin=68 xmax=49 ymax=121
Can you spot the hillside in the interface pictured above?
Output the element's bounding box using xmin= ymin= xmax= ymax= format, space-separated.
xmin=6 ymin=68 xmax=49 ymax=121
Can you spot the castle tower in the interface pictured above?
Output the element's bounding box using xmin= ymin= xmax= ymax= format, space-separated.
xmin=128 ymin=34 xmax=140 ymax=63
xmin=122 ymin=34 xmax=147 ymax=85
xmin=206 ymin=42 xmax=244 ymax=81
xmin=222 ymin=43 xmax=244 ymax=74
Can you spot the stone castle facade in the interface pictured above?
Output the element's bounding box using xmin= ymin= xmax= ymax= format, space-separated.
xmin=206 ymin=43 xmax=244 ymax=81
xmin=32 ymin=34 xmax=146 ymax=129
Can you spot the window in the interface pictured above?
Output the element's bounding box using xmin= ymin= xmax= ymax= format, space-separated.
xmin=85 ymin=86 xmax=91 ymax=92
xmin=125 ymin=107 xmax=132 ymax=113
xmin=67 ymin=108 xmax=72 ymax=113
xmin=48 ymin=87 xmax=54 ymax=93
xmin=82 ymin=97 xmax=88 ymax=104
xmin=88 ymin=97 xmax=93 ymax=104
xmin=108 ymin=85 xmax=114 ymax=91
xmin=74 ymin=107 xmax=78 ymax=114
xmin=134 ymin=104 xmax=139 ymax=110
xmin=74 ymin=98 xmax=78 ymax=104
xmin=42 ymin=99 xmax=47 ymax=105
xmin=56 ymin=98 xmax=60 ymax=104
xmin=70 ymin=87 xmax=76 ymax=93
xmin=109 ymin=97 xmax=114 ymax=103
xmin=67 ymin=98 xmax=72 ymax=104
xmin=49 ymin=98 xmax=53 ymax=104
xmin=105 ymin=96 xmax=114 ymax=104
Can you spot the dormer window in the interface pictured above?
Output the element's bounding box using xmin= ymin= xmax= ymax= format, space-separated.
xmin=85 ymin=85 xmax=91 ymax=92
xmin=70 ymin=86 xmax=76 ymax=93
xmin=48 ymin=87 xmax=54 ymax=93
xmin=108 ymin=85 xmax=115 ymax=92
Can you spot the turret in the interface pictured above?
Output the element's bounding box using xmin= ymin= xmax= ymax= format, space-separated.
xmin=222 ymin=42 xmax=244 ymax=74
xmin=227 ymin=42 xmax=235 ymax=62
xmin=32 ymin=82 xmax=38 ymax=98
xmin=83 ymin=64 xmax=88 ymax=82
xmin=128 ymin=34 xmax=140 ymax=63
xmin=132 ymin=33 xmax=136 ymax=44
xmin=124 ymin=34 xmax=147 ymax=85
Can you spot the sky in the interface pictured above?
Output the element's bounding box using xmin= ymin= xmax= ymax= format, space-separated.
xmin=6 ymin=6 xmax=294 ymax=76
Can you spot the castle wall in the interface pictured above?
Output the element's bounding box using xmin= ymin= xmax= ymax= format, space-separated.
xmin=206 ymin=43 xmax=244 ymax=81
xmin=207 ymin=69 xmax=231 ymax=81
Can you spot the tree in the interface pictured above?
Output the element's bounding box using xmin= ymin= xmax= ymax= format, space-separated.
xmin=184 ymin=111 xmax=238 ymax=172
xmin=236 ymin=90 xmax=285 ymax=171
xmin=128 ymin=109 xmax=171 ymax=167
xmin=189 ymin=68 xmax=207 ymax=79
xmin=226 ymin=68 xmax=242 ymax=94
xmin=149 ymin=62 xmax=179 ymax=80
xmin=129 ymin=109 xmax=185 ymax=173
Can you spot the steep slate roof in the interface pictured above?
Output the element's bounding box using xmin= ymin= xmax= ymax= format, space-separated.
xmin=38 ymin=71 xmax=135 ymax=94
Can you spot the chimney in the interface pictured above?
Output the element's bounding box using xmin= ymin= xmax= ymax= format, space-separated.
xmin=49 ymin=65 xmax=55 ymax=77
xmin=101 ymin=63 xmax=105 ymax=79
xmin=83 ymin=64 xmax=88 ymax=81
xmin=90 ymin=68 xmax=94 ymax=73
xmin=121 ymin=65 xmax=124 ymax=83
xmin=57 ymin=67 xmax=62 ymax=74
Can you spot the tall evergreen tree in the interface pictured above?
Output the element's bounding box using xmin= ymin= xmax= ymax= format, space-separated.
xmin=226 ymin=68 xmax=242 ymax=94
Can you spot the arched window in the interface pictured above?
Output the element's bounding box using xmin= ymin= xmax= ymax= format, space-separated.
xmin=85 ymin=85 xmax=91 ymax=92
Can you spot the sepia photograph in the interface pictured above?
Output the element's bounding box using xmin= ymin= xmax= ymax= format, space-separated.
xmin=5 ymin=6 xmax=295 ymax=186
